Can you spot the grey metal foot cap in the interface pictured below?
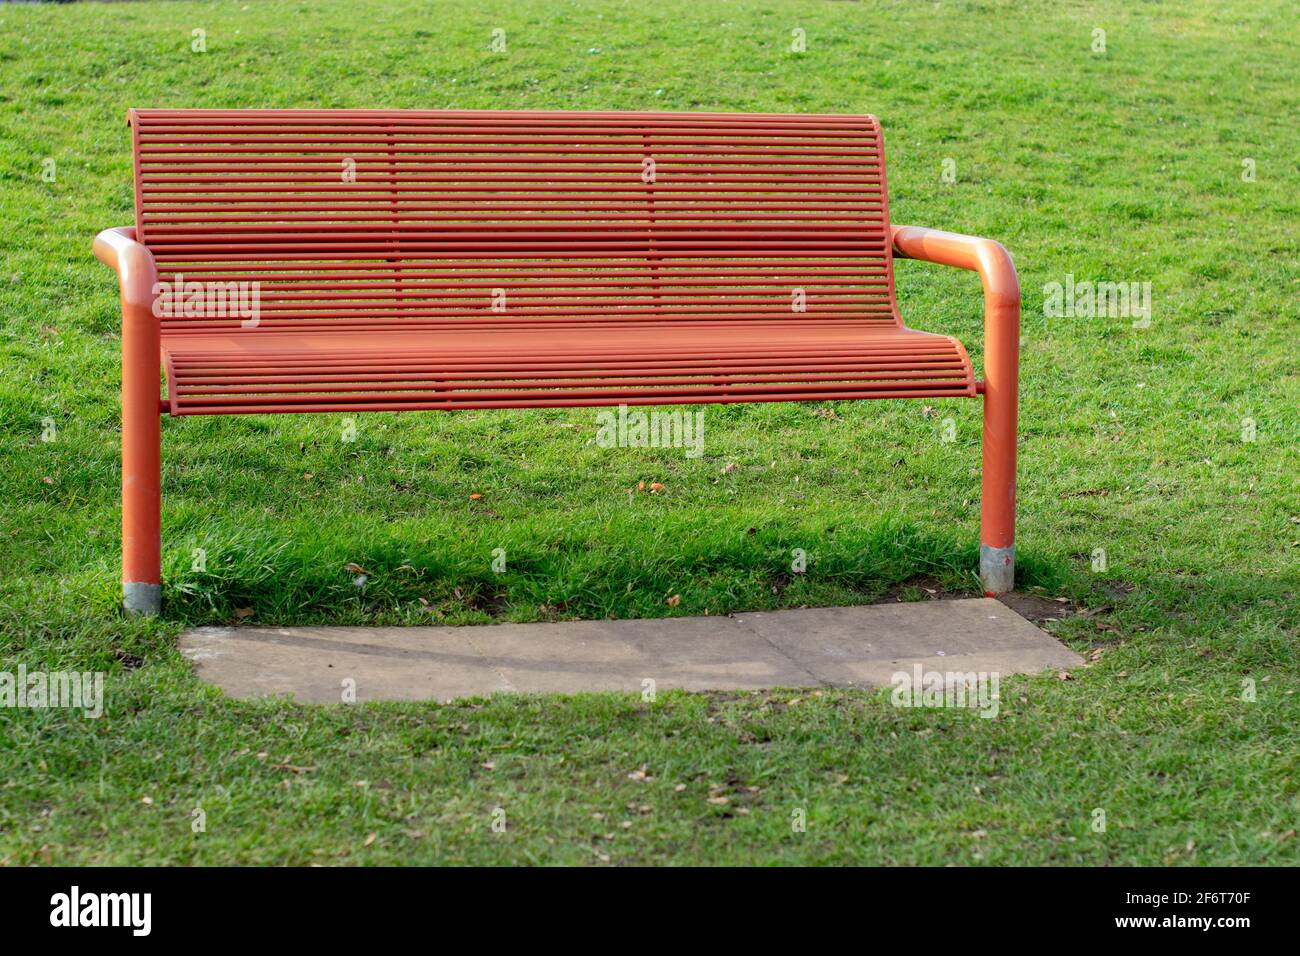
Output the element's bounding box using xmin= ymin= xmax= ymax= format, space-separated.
xmin=979 ymin=544 xmax=1015 ymax=596
xmin=124 ymin=582 xmax=161 ymax=616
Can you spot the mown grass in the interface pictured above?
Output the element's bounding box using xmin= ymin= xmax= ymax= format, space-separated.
xmin=0 ymin=0 xmax=1297 ymax=865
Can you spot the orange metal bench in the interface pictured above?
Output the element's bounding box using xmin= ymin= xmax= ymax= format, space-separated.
xmin=94 ymin=109 xmax=1019 ymax=615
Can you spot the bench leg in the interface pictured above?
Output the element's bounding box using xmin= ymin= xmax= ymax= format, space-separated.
xmin=122 ymin=332 xmax=161 ymax=615
xmin=979 ymin=317 xmax=1019 ymax=596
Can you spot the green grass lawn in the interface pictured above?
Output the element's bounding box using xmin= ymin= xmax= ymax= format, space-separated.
xmin=1 ymin=0 xmax=1297 ymax=865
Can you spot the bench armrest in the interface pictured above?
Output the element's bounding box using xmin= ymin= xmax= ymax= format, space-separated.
xmin=95 ymin=226 xmax=162 ymax=427
xmin=892 ymin=224 xmax=1020 ymax=578
xmin=890 ymin=224 xmax=1019 ymax=320
xmin=93 ymin=226 xmax=158 ymax=314
xmin=95 ymin=227 xmax=164 ymax=605
xmin=890 ymin=222 xmax=1020 ymax=391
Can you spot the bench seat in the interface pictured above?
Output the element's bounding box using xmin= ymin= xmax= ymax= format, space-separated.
xmin=161 ymin=322 xmax=974 ymax=414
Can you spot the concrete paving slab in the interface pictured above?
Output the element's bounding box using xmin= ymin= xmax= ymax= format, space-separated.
xmin=178 ymin=624 xmax=508 ymax=703
xmin=736 ymin=599 xmax=1068 ymax=686
xmin=178 ymin=598 xmax=1082 ymax=704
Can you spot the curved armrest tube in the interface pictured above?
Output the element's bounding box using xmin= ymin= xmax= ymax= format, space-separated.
xmin=891 ymin=224 xmax=1020 ymax=573
xmin=94 ymin=228 xmax=163 ymax=603
xmin=93 ymin=226 xmax=158 ymax=314
xmin=890 ymin=225 xmax=1019 ymax=312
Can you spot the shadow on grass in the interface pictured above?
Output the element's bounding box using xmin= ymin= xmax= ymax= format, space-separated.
xmin=158 ymin=515 xmax=1081 ymax=627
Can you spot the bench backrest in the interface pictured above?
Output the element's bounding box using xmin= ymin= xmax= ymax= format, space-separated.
xmin=130 ymin=109 xmax=898 ymax=333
